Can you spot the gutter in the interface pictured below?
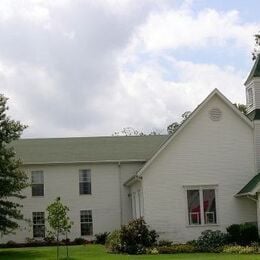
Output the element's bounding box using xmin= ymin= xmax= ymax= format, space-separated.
xmin=21 ymin=159 xmax=147 ymax=166
xmin=124 ymin=175 xmax=142 ymax=187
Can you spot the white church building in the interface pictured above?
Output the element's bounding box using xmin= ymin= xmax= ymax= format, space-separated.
xmin=3 ymin=56 xmax=260 ymax=243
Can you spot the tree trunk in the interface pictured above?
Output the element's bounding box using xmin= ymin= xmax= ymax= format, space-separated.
xmin=66 ymin=232 xmax=69 ymax=259
xmin=57 ymin=232 xmax=59 ymax=260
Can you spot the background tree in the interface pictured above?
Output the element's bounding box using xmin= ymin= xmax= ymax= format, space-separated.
xmin=113 ymin=126 xmax=162 ymax=136
xmin=234 ymin=103 xmax=247 ymax=114
xmin=167 ymin=111 xmax=191 ymax=135
xmin=252 ymin=32 xmax=260 ymax=60
xmin=47 ymin=197 xmax=73 ymax=260
xmin=0 ymin=94 xmax=28 ymax=236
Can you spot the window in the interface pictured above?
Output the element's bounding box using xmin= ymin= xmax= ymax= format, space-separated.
xmin=186 ymin=187 xmax=217 ymax=225
xmin=187 ymin=190 xmax=201 ymax=225
xmin=79 ymin=169 xmax=91 ymax=195
xmin=247 ymin=88 xmax=253 ymax=106
xmin=32 ymin=212 xmax=45 ymax=238
xmin=131 ymin=192 xmax=136 ymax=219
xmin=31 ymin=171 xmax=44 ymax=196
xmin=80 ymin=210 xmax=93 ymax=236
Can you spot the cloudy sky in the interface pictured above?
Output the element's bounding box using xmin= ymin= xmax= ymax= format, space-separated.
xmin=1 ymin=0 xmax=260 ymax=137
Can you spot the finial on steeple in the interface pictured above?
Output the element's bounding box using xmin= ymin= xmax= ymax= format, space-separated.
xmin=252 ymin=32 xmax=260 ymax=60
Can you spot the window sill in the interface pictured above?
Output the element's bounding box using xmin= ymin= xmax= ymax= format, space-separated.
xmin=32 ymin=196 xmax=44 ymax=198
xmin=186 ymin=224 xmax=219 ymax=228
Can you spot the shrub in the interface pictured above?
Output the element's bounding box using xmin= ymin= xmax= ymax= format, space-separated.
xmin=240 ymin=223 xmax=258 ymax=245
xmin=73 ymin=237 xmax=86 ymax=245
xmin=146 ymin=247 xmax=159 ymax=254
xmin=157 ymin=244 xmax=197 ymax=254
xmin=158 ymin=240 xmax=173 ymax=247
xmin=120 ymin=218 xmax=158 ymax=254
xmin=105 ymin=230 xmax=121 ymax=253
xmin=25 ymin=238 xmax=45 ymax=247
xmin=227 ymin=224 xmax=240 ymax=243
xmin=223 ymin=245 xmax=258 ymax=254
xmin=95 ymin=232 xmax=110 ymax=245
xmin=196 ymin=230 xmax=227 ymax=252
xmin=44 ymin=235 xmax=56 ymax=245
xmin=226 ymin=223 xmax=259 ymax=245
xmin=6 ymin=241 xmax=17 ymax=248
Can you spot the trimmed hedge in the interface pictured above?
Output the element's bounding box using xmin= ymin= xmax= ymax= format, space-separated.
xmin=227 ymin=223 xmax=259 ymax=245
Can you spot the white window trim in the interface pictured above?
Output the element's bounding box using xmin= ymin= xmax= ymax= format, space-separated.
xmin=80 ymin=209 xmax=93 ymax=236
xmin=79 ymin=169 xmax=92 ymax=195
xmin=247 ymin=87 xmax=254 ymax=107
xmin=132 ymin=192 xmax=136 ymax=219
xmin=183 ymin=185 xmax=219 ymax=227
xmin=31 ymin=171 xmax=44 ymax=197
xmin=32 ymin=211 xmax=45 ymax=238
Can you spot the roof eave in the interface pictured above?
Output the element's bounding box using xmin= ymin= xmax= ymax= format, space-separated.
xmin=124 ymin=175 xmax=142 ymax=187
xmin=21 ymin=159 xmax=147 ymax=166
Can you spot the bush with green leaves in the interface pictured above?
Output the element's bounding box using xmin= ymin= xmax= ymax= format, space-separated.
xmin=73 ymin=237 xmax=86 ymax=245
xmin=106 ymin=218 xmax=158 ymax=254
xmin=157 ymin=240 xmax=173 ymax=247
xmin=223 ymin=245 xmax=258 ymax=254
xmin=95 ymin=232 xmax=110 ymax=245
xmin=105 ymin=230 xmax=121 ymax=253
xmin=120 ymin=218 xmax=158 ymax=254
xmin=196 ymin=230 xmax=228 ymax=252
xmin=226 ymin=223 xmax=258 ymax=245
xmin=157 ymin=244 xmax=197 ymax=254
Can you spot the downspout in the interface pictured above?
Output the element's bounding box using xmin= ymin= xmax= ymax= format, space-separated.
xmin=118 ymin=161 xmax=123 ymax=226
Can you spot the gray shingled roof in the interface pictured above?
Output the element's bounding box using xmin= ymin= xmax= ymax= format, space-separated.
xmin=245 ymin=54 xmax=260 ymax=85
xmin=236 ymin=173 xmax=260 ymax=196
xmin=13 ymin=135 xmax=168 ymax=165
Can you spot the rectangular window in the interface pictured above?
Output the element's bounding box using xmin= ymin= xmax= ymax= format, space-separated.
xmin=33 ymin=212 xmax=45 ymax=238
xmin=32 ymin=171 xmax=44 ymax=196
xmin=131 ymin=192 xmax=136 ymax=219
xmin=187 ymin=187 xmax=217 ymax=225
xmin=80 ymin=210 xmax=93 ymax=236
xmin=203 ymin=189 xmax=217 ymax=224
xmin=247 ymin=88 xmax=253 ymax=106
xmin=79 ymin=170 xmax=91 ymax=195
xmin=187 ymin=190 xmax=201 ymax=225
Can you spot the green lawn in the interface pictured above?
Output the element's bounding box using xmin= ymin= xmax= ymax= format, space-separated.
xmin=0 ymin=245 xmax=260 ymax=260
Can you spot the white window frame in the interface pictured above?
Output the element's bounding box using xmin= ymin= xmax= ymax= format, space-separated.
xmin=32 ymin=212 xmax=45 ymax=238
xmin=247 ymin=87 xmax=254 ymax=107
xmin=79 ymin=169 xmax=91 ymax=195
xmin=31 ymin=171 xmax=44 ymax=197
xmin=131 ymin=192 xmax=136 ymax=219
xmin=80 ymin=210 xmax=93 ymax=236
xmin=184 ymin=185 xmax=219 ymax=226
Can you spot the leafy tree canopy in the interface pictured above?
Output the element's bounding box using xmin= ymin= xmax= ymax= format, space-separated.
xmin=0 ymin=94 xmax=28 ymax=236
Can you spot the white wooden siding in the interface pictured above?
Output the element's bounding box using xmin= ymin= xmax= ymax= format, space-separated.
xmin=141 ymin=94 xmax=256 ymax=242
xmin=2 ymin=162 xmax=141 ymax=243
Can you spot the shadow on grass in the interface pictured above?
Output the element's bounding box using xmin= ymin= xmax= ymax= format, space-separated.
xmin=0 ymin=250 xmax=44 ymax=260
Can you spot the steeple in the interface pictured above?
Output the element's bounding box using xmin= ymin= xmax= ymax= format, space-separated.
xmin=245 ymin=54 xmax=260 ymax=119
xmin=246 ymin=33 xmax=260 ymax=118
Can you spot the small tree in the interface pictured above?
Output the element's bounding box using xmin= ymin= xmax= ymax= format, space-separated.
xmin=0 ymin=94 xmax=28 ymax=237
xmin=46 ymin=197 xmax=73 ymax=260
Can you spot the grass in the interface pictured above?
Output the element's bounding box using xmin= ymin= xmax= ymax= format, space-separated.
xmin=1 ymin=245 xmax=260 ymax=260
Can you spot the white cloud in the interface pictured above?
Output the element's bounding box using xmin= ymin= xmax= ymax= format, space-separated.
xmin=134 ymin=8 xmax=258 ymax=52
xmin=0 ymin=1 xmax=258 ymax=137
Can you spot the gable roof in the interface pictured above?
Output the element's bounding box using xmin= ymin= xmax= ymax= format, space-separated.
xmin=245 ymin=55 xmax=260 ymax=85
xmin=13 ymin=135 xmax=168 ymax=165
xmin=136 ymin=88 xmax=253 ymax=178
xmin=236 ymin=173 xmax=260 ymax=197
